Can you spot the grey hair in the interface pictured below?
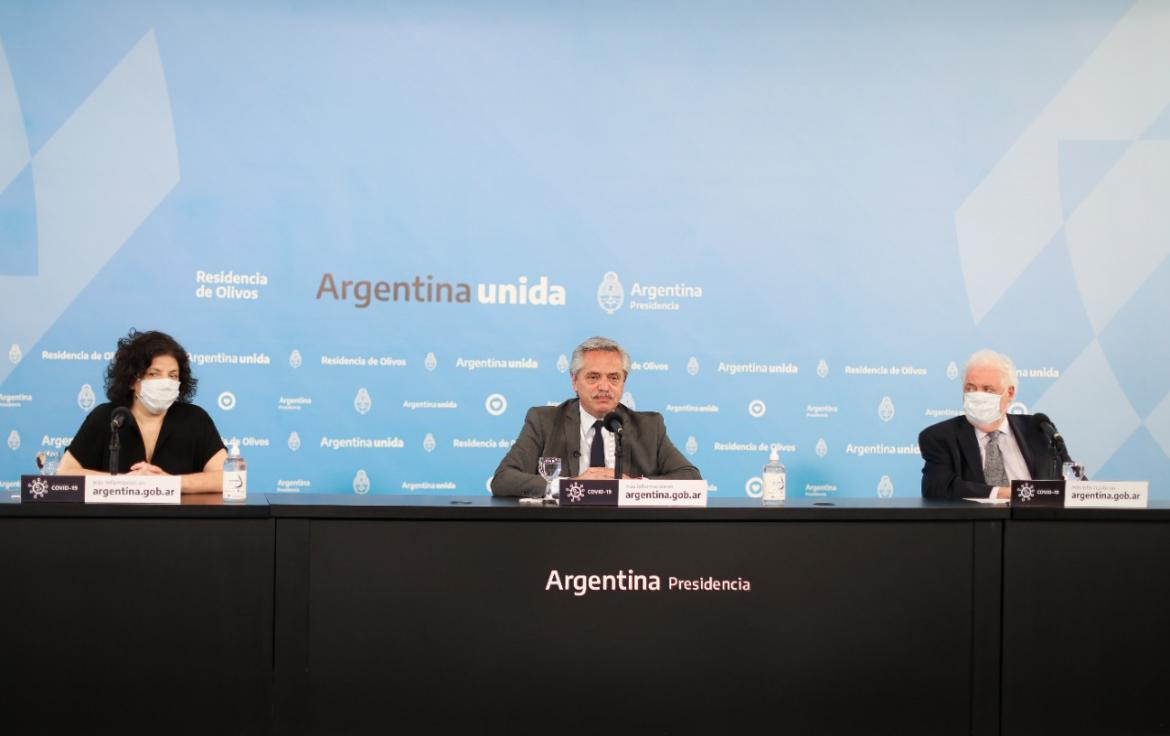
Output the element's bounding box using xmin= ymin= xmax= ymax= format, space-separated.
xmin=964 ymin=349 xmax=1018 ymax=390
xmin=569 ymin=336 xmax=631 ymax=377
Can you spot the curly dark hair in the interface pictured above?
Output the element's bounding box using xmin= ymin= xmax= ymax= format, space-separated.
xmin=104 ymin=329 xmax=197 ymax=406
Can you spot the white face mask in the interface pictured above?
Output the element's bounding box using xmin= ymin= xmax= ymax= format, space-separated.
xmin=964 ymin=391 xmax=1004 ymax=427
xmin=137 ymin=378 xmax=180 ymax=414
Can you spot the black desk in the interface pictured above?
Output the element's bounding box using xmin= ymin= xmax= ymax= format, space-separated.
xmin=1002 ymin=503 xmax=1170 ymax=736
xmin=268 ymin=496 xmax=1006 ymax=735
xmin=0 ymin=497 xmax=274 ymax=735
xmin=11 ymin=492 xmax=1168 ymax=734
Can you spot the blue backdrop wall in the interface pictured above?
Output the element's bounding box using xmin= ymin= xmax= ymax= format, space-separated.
xmin=3 ymin=0 xmax=1170 ymax=499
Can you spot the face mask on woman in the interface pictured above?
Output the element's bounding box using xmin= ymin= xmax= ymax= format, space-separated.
xmin=137 ymin=378 xmax=180 ymax=414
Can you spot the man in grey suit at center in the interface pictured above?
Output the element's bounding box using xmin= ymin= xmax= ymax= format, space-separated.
xmin=491 ymin=336 xmax=701 ymax=497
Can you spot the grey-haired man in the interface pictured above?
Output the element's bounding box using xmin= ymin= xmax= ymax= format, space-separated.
xmin=919 ymin=349 xmax=1072 ymax=500
xmin=491 ymin=336 xmax=700 ymax=497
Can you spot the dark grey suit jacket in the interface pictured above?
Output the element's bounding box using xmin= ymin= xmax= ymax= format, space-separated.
xmin=490 ymin=399 xmax=701 ymax=497
xmin=918 ymin=413 xmax=1068 ymax=500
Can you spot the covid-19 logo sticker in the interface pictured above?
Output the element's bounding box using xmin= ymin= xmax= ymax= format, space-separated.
xmin=597 ymin=271 xmax=624 ymax=314
xmin=29 ymin=476 xmax=48 ymax=498
xmin=566 ymin=482 xmax=587 ymax=503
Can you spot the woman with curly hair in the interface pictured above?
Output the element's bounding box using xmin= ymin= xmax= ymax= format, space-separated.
xmin=59 ymin=329 xmax=227 ymax=494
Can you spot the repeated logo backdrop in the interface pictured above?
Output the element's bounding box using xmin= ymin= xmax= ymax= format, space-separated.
xmin=3 ymin=1 xmax=1170 ymax=498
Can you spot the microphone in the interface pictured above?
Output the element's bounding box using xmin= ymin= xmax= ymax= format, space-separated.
xmin=110 ymin=406 xmax=132 ymax=431
xmin=1034 ymin=412 xmax=1072 ymax=476
xmin=602 ymin=412 xmax=624 ymax=434
xmin=108 ymin=407 xmax=131 ymax=474
xmin=603 ymin=412 xmax=624 ymax=480
xmin=1034 ymin=413 xmax=1061 ymax=441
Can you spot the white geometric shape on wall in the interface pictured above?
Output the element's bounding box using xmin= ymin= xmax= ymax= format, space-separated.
xmin=1064 ymin=141 xmax=1170 ymax=334
xmin=1144 ymin=388 xmax=1170 ymax=463
xmin=0 ymin=30 xmax=179 ymax=387
xmin=0 ymin=41 xmax=31 ymax=194
xmin=955 ymin=1 xmax=1170 ymax=325
xmin=1033 ymin=340 xmax=1141 ymax=478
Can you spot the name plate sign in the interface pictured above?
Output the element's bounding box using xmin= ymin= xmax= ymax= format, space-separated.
xmin=85 ymin=475 xmax=182 ymax=504
xmin=559 ymin=479 xmax=618 ymax=506
xmin=1064 ymin=480 xmax=1148 ymax=509
xmin=1011 ymin=479 xmax=1064 ymax=507
xmin=21 ymin=474 xmax=85 ymax=503
xmin=619 ymin=479 xmax=708 ymax=507
xmin=1011 ymin=479 xmax=1150 ymax=509
xmin=559 ymin=479 xmax=708 ymax=507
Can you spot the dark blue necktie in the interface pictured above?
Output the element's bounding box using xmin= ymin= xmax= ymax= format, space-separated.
xmin=590 ymin=420 xmax=605 ymax=469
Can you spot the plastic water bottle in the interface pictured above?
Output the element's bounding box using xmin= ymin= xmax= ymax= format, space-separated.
xmin=222 ymin=440 xmax=247 ymax=502
xmin=762 ymin=446 xmax=786 ymax=505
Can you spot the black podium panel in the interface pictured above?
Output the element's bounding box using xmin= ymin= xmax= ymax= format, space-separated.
xmin=0 ymin=516 xmax=274 ymax=735
xmin=1003 ymin=519 xmax=1170 ymax=735
xmin=294 ymin=519 xmax=979 ymax=735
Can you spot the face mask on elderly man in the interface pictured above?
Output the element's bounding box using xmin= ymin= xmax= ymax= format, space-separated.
xmin=963 ymin=390 xmax=1004 ymax=427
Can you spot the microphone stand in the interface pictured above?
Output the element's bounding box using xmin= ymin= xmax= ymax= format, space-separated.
xmin=1054 ymin=435 xmax=1080 ymax=480
xmin=1046 ymin=435 xmax=1062 ymax=481
xmin=108 ymin=430 xmax=121 ymax=475
xmin=108 ymin=407 xmax=130 ymax=475
xmin=613 ymin=430 xmax=624 ymax=481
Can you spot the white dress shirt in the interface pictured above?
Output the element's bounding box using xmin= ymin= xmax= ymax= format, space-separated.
xmin=975 ymin=416 xmax=1031 ymax=497
xmin=578 ymin=408 xmax=615 ymax=472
